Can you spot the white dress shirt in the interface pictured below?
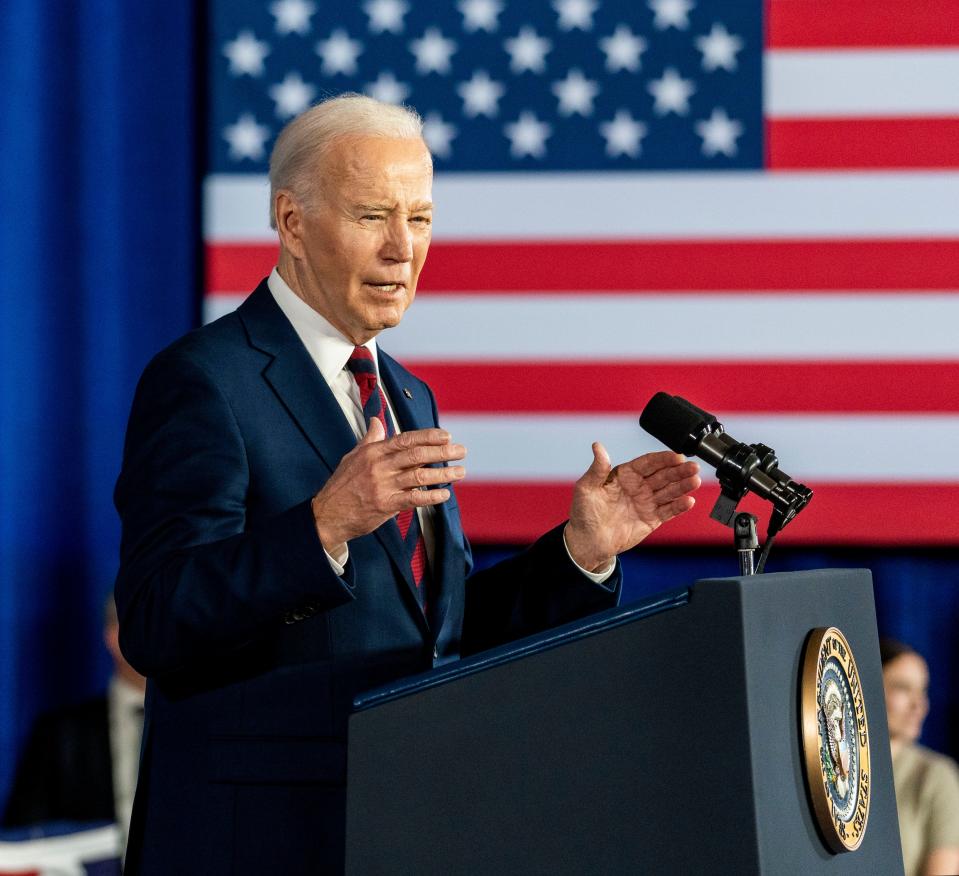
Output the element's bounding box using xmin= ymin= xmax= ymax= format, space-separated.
xmin=266 ymin=267 xmax=613 ymax=583
xmin=108 ymin=675 xmax=145 ymax=846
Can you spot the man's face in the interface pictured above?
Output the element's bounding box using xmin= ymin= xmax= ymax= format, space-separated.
xmin=284 ymin=135 xmax=433 ymax=344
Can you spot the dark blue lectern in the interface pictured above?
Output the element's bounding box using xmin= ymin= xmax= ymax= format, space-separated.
xmin=345 ymin=569 xmax=903 ymax=875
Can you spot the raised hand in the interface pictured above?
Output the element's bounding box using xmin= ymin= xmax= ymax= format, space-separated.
xmin=311 ymin=418 xmax=466 ymax=554
xmin=564 ymin=444 xmax=700 ymax=572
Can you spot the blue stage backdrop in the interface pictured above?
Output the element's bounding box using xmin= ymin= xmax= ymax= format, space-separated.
xmin=0 ymin=0 xmax=195 ymax=806
xmin=2 ymin=0 xmax=959 ymax=815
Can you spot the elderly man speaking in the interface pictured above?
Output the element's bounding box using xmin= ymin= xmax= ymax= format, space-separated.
xmin=114 ymin=94 xmax=700 ymax=875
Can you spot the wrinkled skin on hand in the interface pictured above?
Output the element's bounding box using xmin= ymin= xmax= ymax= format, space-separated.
xmin=564 ymin=444 xmax=701 ymax=572
xmin=312 ymin=417 xmax=466 ymax=554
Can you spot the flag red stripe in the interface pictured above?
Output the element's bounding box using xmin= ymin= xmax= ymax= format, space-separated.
xmin=206 ymin=240 xmax=959 ymax=293
xmin=766 ymin=1 xmax=959 ymax=49
xmin=768 ymin=118 xmax=959 ymax=170
xmin=456 ymin=481 xmax=959 ymax=544
xmin=408 ymin=361 xmax=959 ymax=414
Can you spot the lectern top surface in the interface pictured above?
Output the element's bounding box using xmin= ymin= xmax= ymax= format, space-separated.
xmin=352 ymin=585 xmax=689 ymax=713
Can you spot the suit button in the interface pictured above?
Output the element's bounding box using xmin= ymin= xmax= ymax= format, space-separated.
xmin=432 ymin=646 xmax=438 ymax=661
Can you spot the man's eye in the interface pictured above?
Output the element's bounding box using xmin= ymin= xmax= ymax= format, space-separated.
xmin=362 ymin=214 xmax=384 ymax=221
xmin=411 ymin=216 xmax=432 ymax=225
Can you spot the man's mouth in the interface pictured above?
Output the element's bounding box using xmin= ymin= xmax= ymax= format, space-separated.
xmin=365 ymin=282 xmax=405 ymax=293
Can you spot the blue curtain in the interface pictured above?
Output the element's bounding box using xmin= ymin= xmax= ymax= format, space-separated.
xmin=0 ymin=1 xmax=195 ymax=803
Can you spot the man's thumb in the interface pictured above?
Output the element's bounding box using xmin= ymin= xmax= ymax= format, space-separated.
xmin=585 ymin=441 xmax=612 ymax=483
xmin=362 ymin=417 xmax=385 ymax=444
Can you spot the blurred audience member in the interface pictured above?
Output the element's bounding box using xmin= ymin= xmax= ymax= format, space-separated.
xmin=3 ymin=597 xmax=145 ymax=847
xmin=881 ymin=638 xmax=959 ymax=876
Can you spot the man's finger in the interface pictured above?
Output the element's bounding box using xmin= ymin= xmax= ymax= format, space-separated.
xmin=402 ymin=487 xmax=453 ymax=508
xmin=388 ymin=428 xmax=452 ymax=449
xmin=362 ymin=417 xmax=386 ymax=444
xmin=652 ymin=473 xmax=702 ymax=505
xmin=627 ymin=450 xmax=689 ymax=479
xmin=658 ymin=494 xmax=696 ymax=522
xmin=392 ymin=442 xmax=468 ymax=469
xmin=398 ymin=465 xmax=466 ymax=490
xmin=581 ymin=441 xmax=612 ymax=485
xmin=641 ymin=460 xmax=701 ymax=492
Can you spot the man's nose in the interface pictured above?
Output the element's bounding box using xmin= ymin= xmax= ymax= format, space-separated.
xmin=381 ymin=216 xmax=414 ymax=262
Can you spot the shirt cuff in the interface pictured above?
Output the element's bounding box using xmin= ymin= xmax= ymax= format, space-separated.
xmin=562 ymin=529 xmax=616 ymax=584
xmin=324 ymin=543 xmax=349 ymax=577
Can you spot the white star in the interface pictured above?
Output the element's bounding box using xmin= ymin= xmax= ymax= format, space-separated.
xmin=315 ymin=30 xmax=363 ymax=76
xmin=696 ymin=23 xmax=743 ymax=72
xmin=364 ymin=0 xmax=408 ymax=35
xmin=458 ymin=70 xmax=505 ymax=117
xmin=553 ymin=0 xmax=597 ymax=31
xmin=600 ymin=110 xmax=647 ymax=158
xmin=422 ymin=112 xmax=457 ymax=159
xmin=458 ymin=0 xmax=503 ymax=32
xmin=224 ymin=113 xmax=271 ymax=161
xmin=223 ymin=31 xmax=270 ymax=77
xmin=552 ymin=69 xmax=599 ymax=117
xmin=504 ymin=111 xmax=551 ymax=158
xmin=269 ymin=0 xmax=315 ymax=36
xmin=365 ymin=71 xmax=411 ymax=105
xmin=504 ymin=27 xmax=552 ymax=74
xmin=409 ymin=28 xmax=457 ymax=75
xmin=269 ymin=71 xmax=316 ymax=118
xmin=695 ymin=107 xmax=743 ymax=156
xmin=599 ymin=25 xmax=647 ymax=73
xmin=649 ymin=0 xmax=695 ymax=31
xmin=648 ymin=67 xmax=696 ymax=115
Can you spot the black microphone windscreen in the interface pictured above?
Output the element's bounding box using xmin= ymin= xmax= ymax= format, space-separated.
xmin=639 ymin=392 xmax=714 ymax=454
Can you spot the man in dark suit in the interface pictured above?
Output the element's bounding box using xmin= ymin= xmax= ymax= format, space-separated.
xmin=114 ymin=94 xmax=700 ymax=874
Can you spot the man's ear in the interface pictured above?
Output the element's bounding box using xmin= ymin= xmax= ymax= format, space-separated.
xmin=274 ymin=190 xmax=306 ymax=259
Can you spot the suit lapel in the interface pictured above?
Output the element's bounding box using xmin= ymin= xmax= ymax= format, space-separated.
xmin=379 ymin=353 xmax=461 ymax=640
xmin=239 ymin=282 xmax=356 ymax=476
xmin=378 ymin=353 xmax=438 ymax=631
xmin=238 ymin=284 xmax=421 ymax=624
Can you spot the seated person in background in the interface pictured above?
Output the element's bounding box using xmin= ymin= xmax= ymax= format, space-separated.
xmin=881 ymin=638 xmax=959 ymax=876
xmin=3 ymin=597 xmax=145 ymax=847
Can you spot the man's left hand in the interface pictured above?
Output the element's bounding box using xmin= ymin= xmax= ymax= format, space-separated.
xmin=564 ymin=445 xmax=701 ymax=572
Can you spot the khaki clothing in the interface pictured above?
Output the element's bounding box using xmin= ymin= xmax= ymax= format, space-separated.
xmin=894 ymin=743 xmax=959 ymax=876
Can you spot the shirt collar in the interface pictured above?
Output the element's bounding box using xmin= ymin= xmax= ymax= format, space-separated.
xmin=267 ymin=266 xmax=379 ymax=384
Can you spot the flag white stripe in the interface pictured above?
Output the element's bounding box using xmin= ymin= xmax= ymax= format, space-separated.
xmin=440 ymin=414 xmax=959 ymax=481
xmin=766 ymin=49 xmax=959 ymax=118
xmin=204 ymin=293 xmax=959 ymax=357
xmin=204 ymin=173 xmax=959 ymax=241
xmin=383 ymin=294 xmax=959 ymax=361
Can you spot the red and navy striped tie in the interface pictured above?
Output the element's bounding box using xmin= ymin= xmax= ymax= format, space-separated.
xmin=346 ymin=346 xmax=430 ymax=611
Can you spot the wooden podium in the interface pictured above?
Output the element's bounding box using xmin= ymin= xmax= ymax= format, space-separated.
xmin=346 ymin=569 xmax=903 ymax=875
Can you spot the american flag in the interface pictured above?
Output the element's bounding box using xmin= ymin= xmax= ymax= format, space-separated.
xmin=204 ymin=0 xmax=959 ymax=545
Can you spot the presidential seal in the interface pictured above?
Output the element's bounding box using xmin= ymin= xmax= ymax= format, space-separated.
xmin=800 ymin=627 xmax=871 ymax=853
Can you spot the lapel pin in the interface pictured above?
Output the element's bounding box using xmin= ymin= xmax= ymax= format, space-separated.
xmin=403 ymin=388 xmax=413 ymax=399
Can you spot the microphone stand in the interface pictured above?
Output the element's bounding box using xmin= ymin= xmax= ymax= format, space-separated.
xmin=734 ymin=513 xmax=759 ymax=576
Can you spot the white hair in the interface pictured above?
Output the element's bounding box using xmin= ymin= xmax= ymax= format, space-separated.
xmin=268 ymin=93 xmax=427 ymax=229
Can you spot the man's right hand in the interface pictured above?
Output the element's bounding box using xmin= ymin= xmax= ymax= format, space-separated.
xmin=311 ymin=418 xmax=466 ymax=555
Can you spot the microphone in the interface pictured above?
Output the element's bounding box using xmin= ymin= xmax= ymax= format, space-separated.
xmin=639 ymin=392 xmax=813 ymax=531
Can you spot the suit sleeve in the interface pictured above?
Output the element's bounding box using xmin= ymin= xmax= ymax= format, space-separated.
xmin=419 ymin=386 xmax=622 ymax=656
xmin=114 ymin=348 xmax=355 ymax=678
xmin=460 ymin=524 xmax=622 ymax=655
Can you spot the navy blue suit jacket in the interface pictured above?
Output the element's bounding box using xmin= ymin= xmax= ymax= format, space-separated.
xmin=114 ymin=281 xmax=621 ymax=874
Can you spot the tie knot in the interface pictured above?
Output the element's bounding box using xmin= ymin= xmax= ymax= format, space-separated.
xmin=346 ymin=345 xmax=377 ymax=379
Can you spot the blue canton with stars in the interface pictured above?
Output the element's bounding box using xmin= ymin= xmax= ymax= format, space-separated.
xmin=210 ymin=0 xmax=763 ymax=173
